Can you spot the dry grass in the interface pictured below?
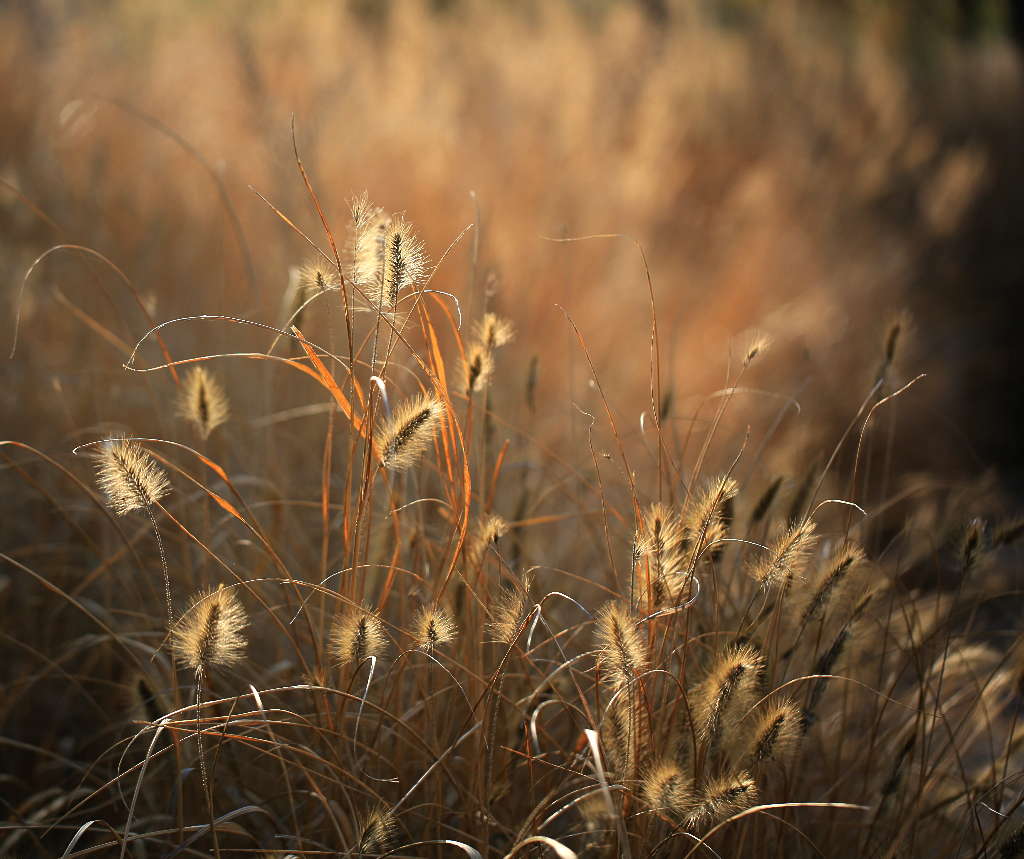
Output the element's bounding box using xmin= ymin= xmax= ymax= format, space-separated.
xmin=2 ymin=2 xmax=1023 ymax=857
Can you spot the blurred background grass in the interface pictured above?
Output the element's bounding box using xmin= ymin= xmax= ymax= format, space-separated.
xmin=2 ymin=0 xmax=1022 ymax=494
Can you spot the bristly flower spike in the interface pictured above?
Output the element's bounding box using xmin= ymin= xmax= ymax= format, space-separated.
xmin=178 ymin=366 xmax=229 ymax=441
xmin=378 ymin=392 xmax=445 ymax=471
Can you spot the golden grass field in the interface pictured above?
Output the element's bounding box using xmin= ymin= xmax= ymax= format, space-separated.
xmin=3 ymin=1 xmax=1024 ymax=856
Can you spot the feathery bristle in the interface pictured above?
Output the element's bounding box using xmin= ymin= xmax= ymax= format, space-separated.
xmin=378 ymin=392 xmax=445 ymax=471
xmin=463 ymin=340 xmax=495 ymax=394
xmin=637 ymin=502 xmax=686 ymax=604
xmin=750 ymin=519 xmax=817 ymax=590
xmin=473 ymin=312 xmax=515 ymax=350
xmin=602 ymin=686 xmax=648 ymax=775
xmin=693 ymin=644 xmax=765 ymax=747
xmin=798 ymin=542 xmax=866 ymax=627
xmin=350 ymin=198 xmax=427 ymax=309
xmin=487 ymin=574 xmax=532 ymax=645
xmin=298 ymin=259 xmax=339 ymax=294
xmin=93 ymin=438 xmax=171 ymax=516
xmin=331 ymin=607 xmax=387 ymax=666
xmin=751 ymin=699 xmax=802 ymax=763
xmin=467 ymin=512 xmax=510 ymax=567
xmin=686 ymin=772 xmax=758 ymax=827
xmin=643 ymin=761 xmax=694 ymax=819
xmin=349 ymin=193 xmax=391 ymax=299
xmin=178 ymin=366 xmax=229 ymax=440
xmin=171 ymin=585 xmax=248 ymax=673
xmin=684 ymin=476 xmax=739 ymax=567
xmin=742 ymin=332 xmax=772 ymax=367
xmin=594 ymin=601 xmax=648 ymax=689
xmin=412 ymin=605 xmax=458 ymax=651
xmin=357 ymin=805 xmax=398 ymax=854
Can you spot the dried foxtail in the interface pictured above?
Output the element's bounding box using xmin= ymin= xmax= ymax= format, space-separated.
xmin=92 ymin=438 xmax=173 ymax=626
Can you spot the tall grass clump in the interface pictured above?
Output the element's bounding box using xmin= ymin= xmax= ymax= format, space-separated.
xmin=3 ymin=175 xmax=1023 ymax=858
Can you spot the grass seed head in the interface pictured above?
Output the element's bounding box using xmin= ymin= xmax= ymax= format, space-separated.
xmin=93 ymin=438 xmax=170 ymax=516
xmin=357 ymin=805 xmax=398 ymax=854
xmin=798 ymin=542 xmax=867 ymax=627
xmin=487 ymin=573 xmax=533 ymax=645
xmin=643 ymin=761 xmax=694 ymax=819
xmin=687 ymin=771 xmax=759 ymax=827
xmin=637 ymin=502 xmax=686 ymax=604
xmin=750 ymin=518 xmax=818 ymax=591
xmin=468 ymin=512 xmax=510 ymax=567
xmin=463 ymin=340 xmax=495 ymax=394
xmin=594 ymin=601 xmax=648 ymax=689
xmin=751 ymin=699 xmax=802 ymax=763
xmin=178 ymin=366 xmax=229 ymax=440
xmin=412 ymin=605 xmax=458 ymax=651
xmin=693 ymin=643 xmax=765 ymax=748
xmin=331 ymin=607 xmax=387 ymax=666
xmin=172 ymin=585 xmax=248 ymax=673
xmin=378 ymin=392 xmax=445 ymax=471
xmin=473 ymin=312 xmax=515 ymax=350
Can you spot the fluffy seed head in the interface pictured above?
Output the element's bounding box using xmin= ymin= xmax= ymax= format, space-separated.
xmin=412 ymin=605 xmax=458 ymax=651
xmin=594 ymin=601 xmax=648 ymax=689
xmin=798 ymin=542 xmax=867 ymax=627
xmin=298 ymin=259 xmax=339 ymax=294
xmin=93 ymin=438 xmax=171 ymax=516
xmin=378 ymin=393 xmax=445 ymax=471
xmin=349 ymin=196 xmax=426 ymax=309
xmin=751 ymin=699 xmax=802 ymax=763
xmin=473 ymin=312 xmax=515 ymax=350
xmin=178 ymin=366 xmax=229 ymax=440
xmin=643 ymin=761 xmax=694 ymax=818
xmin=693 ymin=644 xmax=765 ymax=747
xmin=686 ymin=772 xmax=758 ymax=827
xmin=743 ymin=332 xmax=772 ymax=367
xmin=636 ymin=502 xmax=686 ymax=605
xmin=357 ymin=806 xmax=398 ymax=854
xmin=171 ymin=585 xmax=248 ymax=673
xmin=750 ymin=519 xmax=818 ymax=591
xmin=467 ymin=512 xmax=510 ymax=567
xmin=487 ymin=574 xmax=533 ymax=645
xmin=331 ymin=607 xmax=387 ymax=665
xmin=684 ymin=476 xmax=739 ymax=566
xmin=462 ymin=340 xmax=495 ymax=394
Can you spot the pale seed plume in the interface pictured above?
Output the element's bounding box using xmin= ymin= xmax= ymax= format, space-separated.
xmin=692 ymin=644 xmax=765 ymax=747
xmin=349 ymin=195 xmax=427 ymax=310
xmin=751 ymin=699 xmax=802 ymax=763
xmin=643 ymin=761 xmax=694 ymax=819
xmin=178 ymin=366 xmax=229 ymax=440
xmin=463 ymin=340 xmax=495 ymax=394
xmin=750 ymin=519 xmax=818 ymax=591
xmin=686 ymin=772 xmax=759 ymax=827
xmin=742 ymin=332 xmax=772 ymax=367
xmin=473 ymin=312 xmax=515 ymax=351
xmin=412 ymin=605 xmax=458 ymax=651
xmin=467 ymin=512 xmax=510 ymax=567
xmin=798 ymin=542 xmax=866 ymax=628
xmin=594 ymin=601 xmax=648 ymax=689
xmin=93 ymin=438 xmax=170 ymax=516
xmin=636 ymin=501 xmax=686 ymax=605
xmin=487 ymin=574 xmax=533 ymax=645
xmin=357 ymin=806 xmax=398 ymax=854
xmin=378 ymin=392 xmax=445 ymax=471
xmin=331 ymin=607 xmax=387 ymax=665
xmin=171 ymin=585 xmax=248 ymax=673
